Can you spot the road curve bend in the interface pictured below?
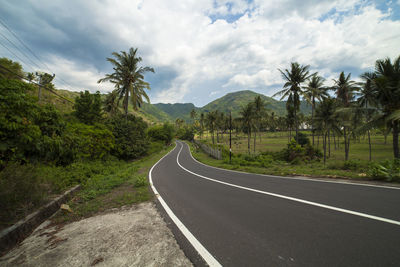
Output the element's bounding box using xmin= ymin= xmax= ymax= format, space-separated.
xmin=150 ymin=141 xmax=400 ymax=267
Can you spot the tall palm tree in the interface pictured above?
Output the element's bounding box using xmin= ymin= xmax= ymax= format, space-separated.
xmin=253 ymin=96 xmax=265 ymax=151
xmin=358 ymin=72 xmax=378 ymax=161
xmin=199 ymin=113 xmax=205 ymax=139
xmin=240 ymin=102 xmax=255 ymax=154
xmin=373 ymin=55 xmax=400 ymax=158
xmin=314 ymin=97 xmax=339 ymax=164
xmin=190 ymin=109 xmax=197 ymax=122
xmin=331 ymin=71 xmax=359 ymax=161
xmin=274 ymin=62 xmax=313 ymax=142
xmin=206 ymin=111 xmax=218 ymax=145
xmin=304 ymin=73 xmax=328 ymax=145
xmin=98 ymin=47 xmax=154 ymax=115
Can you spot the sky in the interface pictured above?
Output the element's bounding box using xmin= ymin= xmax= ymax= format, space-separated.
xmin=0 ymin=0 xmax=399 ymax=107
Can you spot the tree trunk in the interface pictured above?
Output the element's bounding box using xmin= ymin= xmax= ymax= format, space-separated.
xmin=254 ymin=130 xmax=256 ymax=154
xmin=393 ymin=121 xmax=399 ymax=158
xmin=328 ymin=130 xmax=331 ymax=158
xmin=333 ymin=132 xmax=337 ymax=150
xmin=312 ymin=98 xmax=315 ymax=146
xmin=317 ymin=135 xmax=319 ymax=148
xmin=295 ymin=109 xmax=298 ymax=143
xmin=323 ymin=132 xmax=327 ymax=165
xmin=216 ymin=130 xmax=219 ymax=143
xmin=368 ymin=130 xmax=372 ymax=161
xmin=344 ymin=127 xmax=349 ymax=161
xmin=248 ymin=130 xmax=251 ymax=154
xmin=212 ymin=131 xmax=215 ymax=145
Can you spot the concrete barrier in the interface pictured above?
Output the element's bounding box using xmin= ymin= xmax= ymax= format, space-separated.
xmin=0 ymin=185 xmax=81 ymax=255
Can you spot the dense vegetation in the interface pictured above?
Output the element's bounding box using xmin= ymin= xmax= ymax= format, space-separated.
xmin=0 ymin=50 xmax=176 ymax=229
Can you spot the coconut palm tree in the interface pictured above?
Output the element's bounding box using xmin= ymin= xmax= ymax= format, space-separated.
xmin=253 ymin=96 xmax=266 ymax=151
xmin=274 ymin=62 xmax=313 ymax=142
xmin=190 ymin=109 xmax=197 ymax=122
xmin=98 ymin=47 xmax=154 ymax=115
xmin=240 ymin=102 xmax=255 ymax=154
xmin=372 ymin=55 xmax=400 ymax=158
xmin=358 ymin=72 xmax=378 ymax=161
xmin=199 ymin=113 xmax=205 ymax=139
xmin=206 ymin=111 xmax=217 ymax=145
xmin=304 ymin=73 xmax=328 ymax=145
xmin=314 ymin=97 xmax=339 ymax=164
xmin=331 ymin=71 xmax=359 ymax=161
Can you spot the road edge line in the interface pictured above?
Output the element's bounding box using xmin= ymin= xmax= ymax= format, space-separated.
xmin=185 ymin=141 xmax=400 ymax=190
xmin=177 ymin=142 xmax=400 ymax=227
xmin=149 ymin=142 xmax=223 ymax=267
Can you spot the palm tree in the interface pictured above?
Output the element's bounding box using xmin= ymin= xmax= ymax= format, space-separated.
xmin=304 ymin=73 xmax=328 ymax=145
xmin=175 ymin=118 xmax=184 ymax=129
xmin=358 ymin=72 xmax=378 ymax=161
xmin=332 ymin=71 xmax=359 ymax=161
xmin=274 ymin=62 xmax=313 ymax=142
xmin=199 ymin=113 xmax=205 ymax=139
xmin=98 ymin=47 xmax=154 ymax=115
xmin=206 ymin=111 xmax=217 ymax=145
xmin=240 ymin=102 xmax=255 ymax=154
xmin=314 ymin=97 xmax=339 ymax=164
xmin=373 ymin=55 xmax=400 ymax=158
xmin=190 ymin=109 xmax=197 ymax=122
xmin=253 ymin=96 xmax=265 ymax=151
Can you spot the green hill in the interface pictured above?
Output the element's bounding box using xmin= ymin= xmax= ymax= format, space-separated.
xmin=199 ymin=90 xmax=311 ymax=118
xmin=153 ymin=103 xmax=197 ymax=122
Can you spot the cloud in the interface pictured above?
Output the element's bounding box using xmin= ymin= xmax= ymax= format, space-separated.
xmin=0 ymin=0 xmax=399 ymax=106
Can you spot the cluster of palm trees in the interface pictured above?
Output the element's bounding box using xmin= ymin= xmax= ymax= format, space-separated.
xmin=98 ymin=47 xmax=154 ymax=116
xmin=275 ymin=55 xmax=400 ymax=160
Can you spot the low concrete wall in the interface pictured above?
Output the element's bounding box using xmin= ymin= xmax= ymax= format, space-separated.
xmin=193 ymin=140 xmax=222 ymax=160
xmin=0 ymin=185 xmax=81 ymax=255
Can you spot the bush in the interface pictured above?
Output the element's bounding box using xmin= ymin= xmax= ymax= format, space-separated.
xmin=294 ymin=132 xmax=310 ymax=146
xmin=107 ymin=114 xmax=149 ymax=160
xmin=367 ymin=160 xmax=400 ymax=182
xmin=177 ymin=126 xmax=194 ymax=141
xmin=73 ymin=90 xmax=102 ymax=124
xmin=147 ymin=123 xmax=174 ymax=145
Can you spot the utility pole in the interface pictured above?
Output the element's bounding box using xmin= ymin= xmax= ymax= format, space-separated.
xmin=229 ymin=110 xmax=232 ymax=164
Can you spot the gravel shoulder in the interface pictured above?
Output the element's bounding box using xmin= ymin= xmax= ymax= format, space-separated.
xmin=0 ymin=202 xmax=192 ymax=267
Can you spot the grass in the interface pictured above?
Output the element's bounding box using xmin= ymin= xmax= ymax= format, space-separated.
xmin=189 ymin=131 xmax=396 ymax=181
xmin=199 ymin=130 xmax=393 ymax=161
xmin=51 ymin=144 xmax=174 ymax=224
xmin=0 ymin=143 xmax=174 ymax=230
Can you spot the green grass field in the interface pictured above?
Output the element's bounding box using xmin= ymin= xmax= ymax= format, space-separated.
xmin=198 ymin=130 xmax=393 ymax=162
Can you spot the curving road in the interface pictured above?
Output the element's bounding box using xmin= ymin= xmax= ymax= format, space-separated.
xmin=150 ymin=141 xmax=400 ymax=267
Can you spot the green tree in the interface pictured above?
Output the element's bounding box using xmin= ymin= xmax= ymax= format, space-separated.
xmin=199 ymin=113 xmax=205 ymax=139
xmin=304 ymin=73 xmax=328 ymax=145
xmin=373 ymin=55 xmax=400 ymax=158
xmin=332 ymin=71 xmax=359 ymax=161
xmin=206 ymin=111 xmax=217 ymax=145
xmin=103 ymin=90 xmax=120 ymax=116
xmin=253 ymin=96 xmax=266 ymax=153
xmin=274 ymin=62 xmax=313 ymax=143
xmin=0 ymin=58 xmax=24 ymax=80
xmin=73 ymin=90 xmax=102 ymax=124
xmin=240 ymin=102 xmax=255 ymax=154
xmin=190 ymin=109 xmax=197 ymax=122
xmin=98 ymin=48 xmax=154 ymax=115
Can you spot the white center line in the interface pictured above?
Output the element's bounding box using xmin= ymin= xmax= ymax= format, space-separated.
xmin=176 ymin=142 xmax=400 ymax=227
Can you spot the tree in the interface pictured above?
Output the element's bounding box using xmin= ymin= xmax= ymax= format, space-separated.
xmin=240 ymin=102 xmax=255 ymax=154
xmin=304 ymin=73 xmax=328 ymax=145
xmin=373 ymin=55 xmax=400 ymax=158
xmin=199 ymin=113 xmax=205 ymax=139
xmin=190 ymin=109 xmax=197 ymax=122
xmin=314 ymin=98 xmax=339 ymax=164
xmin=206 ymin=111 xmax=217 ymax=145
xmin=73 ymin=90 xmax=102 ymax=124
xmin=274 ymin=62 xmax=313 ymax=143
xmin=358 ymin=72 xmax=378 ymax=161
xmin=332 ymin=71 xmax=359 ymax=161
xmin=103 ymin=90 xmax=120 ymax=116
xmin=0 ymin=58 xmax=24 ymax=80
xmin=98 ymin=48 xmax=154 ymax=115
xmin=253 ymin=96 xmax=266 ymax=152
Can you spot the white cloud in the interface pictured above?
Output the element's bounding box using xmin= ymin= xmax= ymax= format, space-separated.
xmin=3 ymin=0 xmax=399 ymax=105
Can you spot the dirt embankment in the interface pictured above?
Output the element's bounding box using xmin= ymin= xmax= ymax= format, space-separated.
xmin=0 ymin=202 xmax=192 ymax=267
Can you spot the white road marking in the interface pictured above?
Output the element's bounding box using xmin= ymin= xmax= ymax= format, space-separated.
xmin=149 ymin=142 xmax=222 ymax=267
xmin=177 ymin=143 xmax=400 ymax=226
xmin=185 ymin=142 xmax=400 ymax=190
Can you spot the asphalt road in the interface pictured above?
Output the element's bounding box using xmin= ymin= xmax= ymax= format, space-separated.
xmin=150 ymin=141 xmax=400 ymax=267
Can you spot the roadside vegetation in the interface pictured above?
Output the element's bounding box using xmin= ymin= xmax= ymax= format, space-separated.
xmin=180 ymin=55 xmax=400 ymax=183
xmin=0 ymin=49 xmax=175 ymax=230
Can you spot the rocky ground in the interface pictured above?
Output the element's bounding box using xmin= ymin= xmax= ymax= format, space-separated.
xmin=0 ymin=202 xmax=192 ymax=267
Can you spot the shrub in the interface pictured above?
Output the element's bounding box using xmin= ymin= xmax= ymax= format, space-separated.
xmin=177 ymin=126 xmax=194 ymax=141
xmin=147 ymin=123 xmax=174 ymax=145
xmin=367 ymin=160 xmax=400 ymax=182
xmin=73 ymin=90 xmax=102 ymax=124
xmin=294 ymin=132 xmax=310 ymax=146
xmin=107 ymin=114 xmax=149 ymax=160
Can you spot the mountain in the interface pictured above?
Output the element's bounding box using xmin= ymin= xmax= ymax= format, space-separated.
xmin=153 ymin=103 xmax=197 ymax=121
xmin=199 ymin=90 xmax=311 ymax=118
